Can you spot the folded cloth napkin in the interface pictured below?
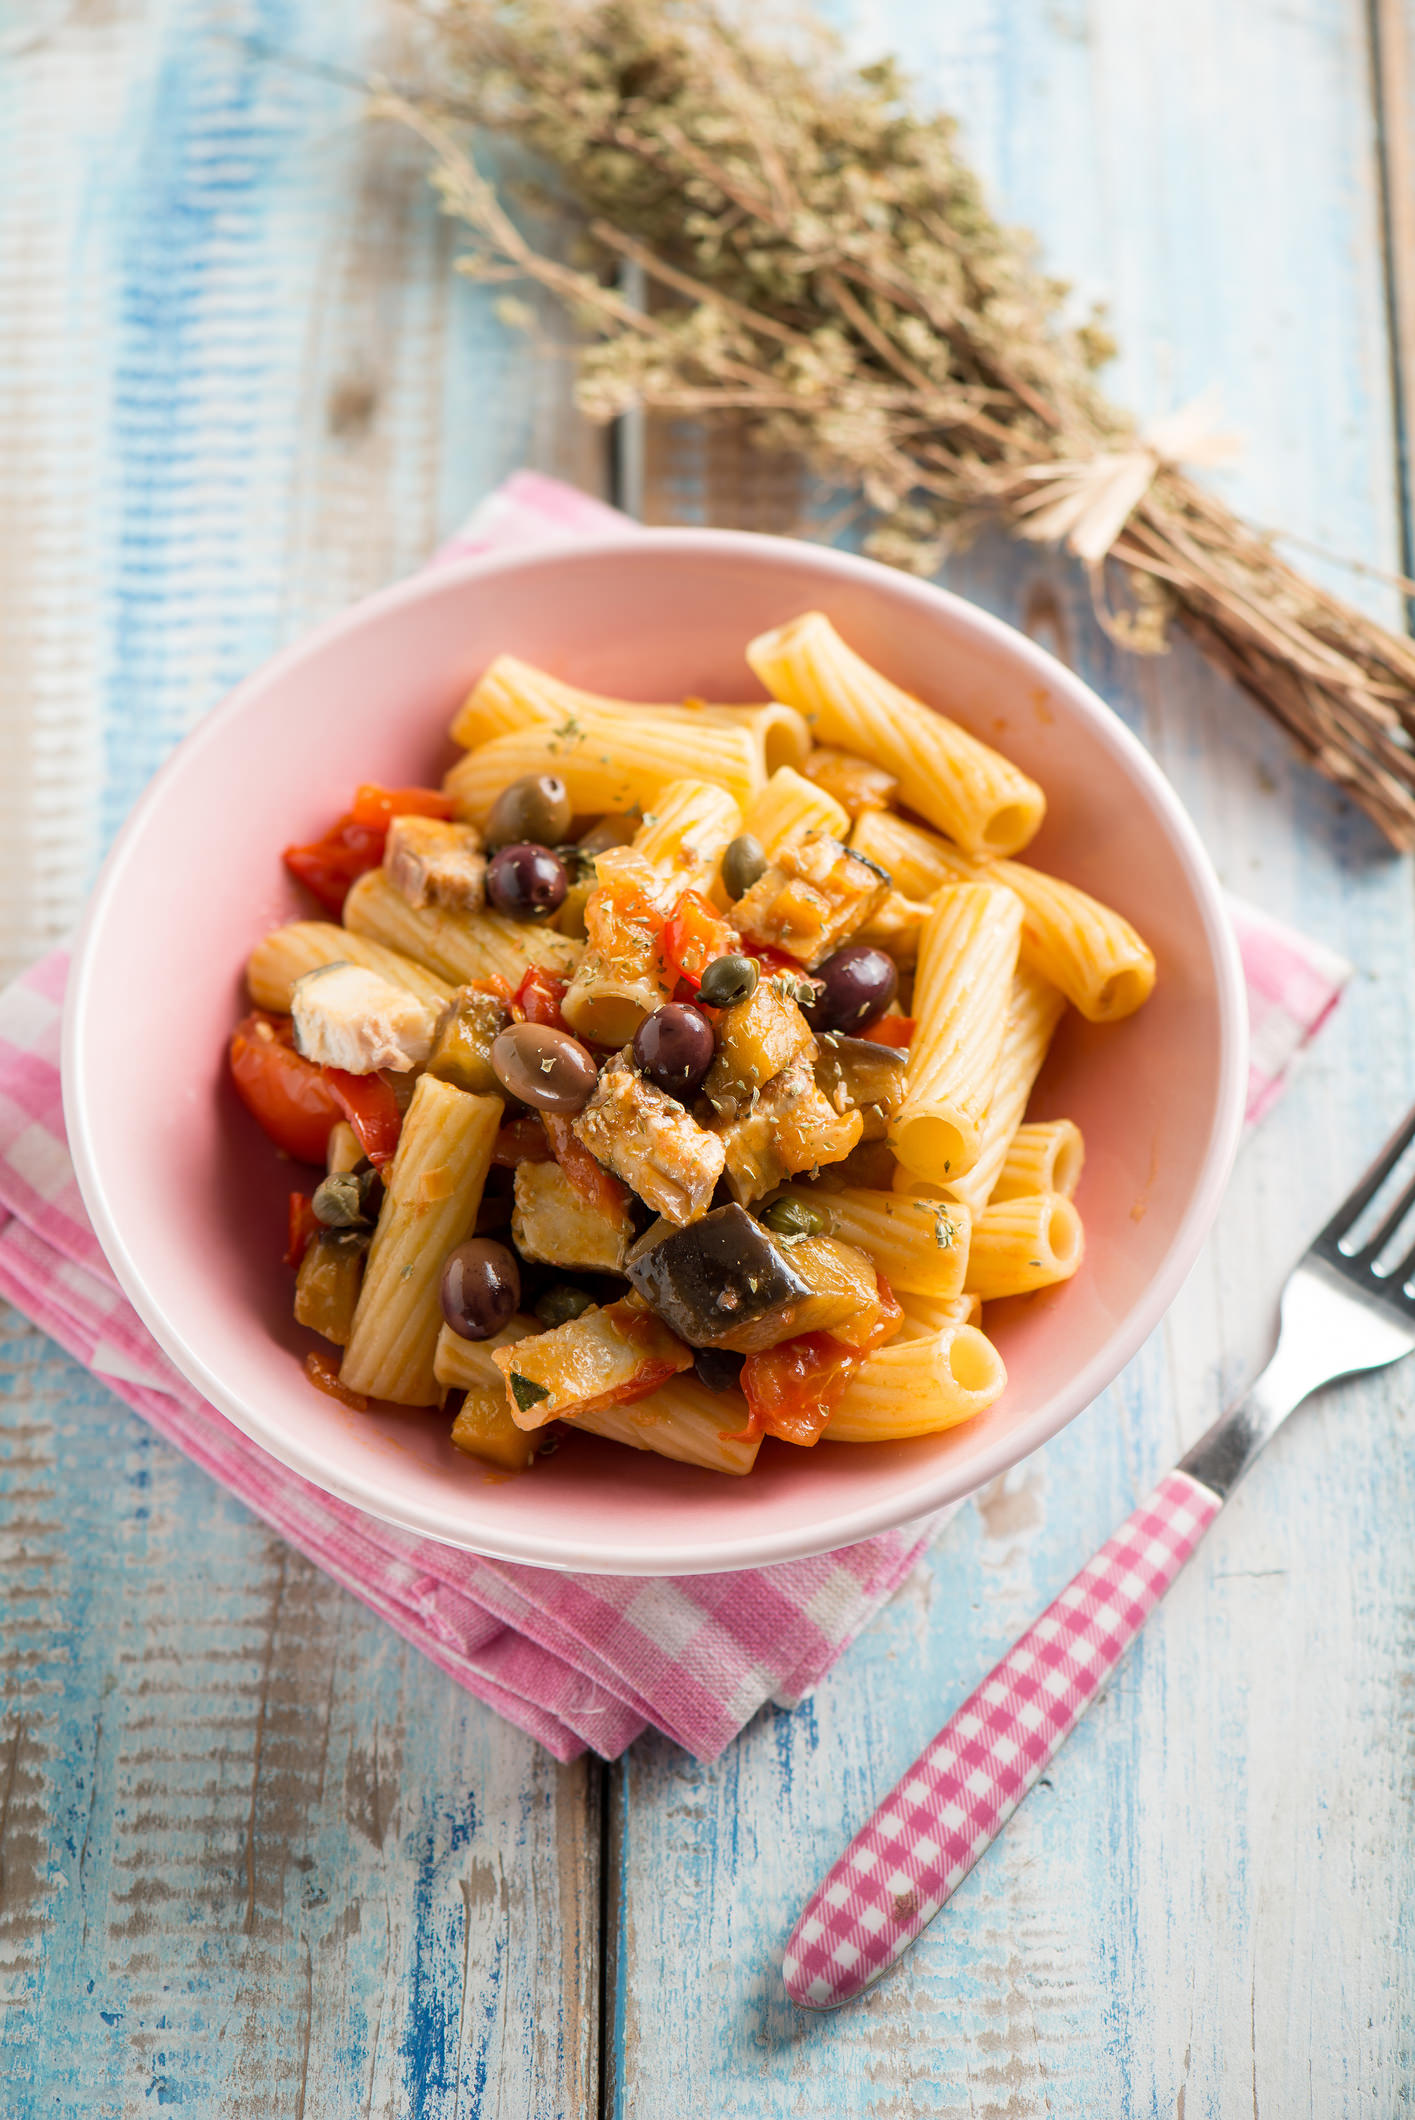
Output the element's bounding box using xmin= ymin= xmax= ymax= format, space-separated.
xmin=0 ymin=473 xmax=1351 ymax=1763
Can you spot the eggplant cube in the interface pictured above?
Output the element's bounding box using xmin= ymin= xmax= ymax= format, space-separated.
xmin=627 ymin=1204 xmax=810 ymax=1350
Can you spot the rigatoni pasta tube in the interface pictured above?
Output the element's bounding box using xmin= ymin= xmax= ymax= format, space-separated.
xmin=444 ymin=708 xmax=763 ymax=822
xmin=745 ymin=766 xmax=850 ymax=856
xmin=344 ymin=868 xmax=579 ymax=987
xmin=993 ymin=1119 xmax=1085 ymax=1202
xmin=451 ymin=657 xmax=808 ymax=775
xmin=895 ymin=883 xmax=1023 ymax=1182
xmin=746 ymin=611 xmax=1045 ymax=857
xmin=822 ymin=1324 xmax=1006 ymax=1441
xmin=247 ymin=921 xmax=453 ymax=1014
xmin=964 ymin=1192 xmax=1085 ymax=1301
xmin=565 ymin=1378 xmax=762 ymax=1476
xmin=895 ymin=1290 xmax=982 ymax=1336
xmin=940 ymin=967 xmax=1066 ymax=1216
xmin=851 ymin=809 xmax=1156 ymax=1023
xmin=788 ymin=1187 xmax=971 ymax=1299
xmin=340 ymin=1079 xmax=502 ymax=1405
xmin=633 ymin=779 xmax=741 ymax=896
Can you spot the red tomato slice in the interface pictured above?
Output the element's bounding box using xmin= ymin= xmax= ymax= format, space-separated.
xmin=661 ymin=891 xmax=736 ymax=990
xmin=740 ymin=1277 xmax=904 ymax=1445
xmin=286 ymin=1192 xmax=320 ymax=1269
xmin=511 ymin=965 xmax=571 ymax=1031
xmin=858 ymin=1015 xmax=915 ymax=1048
xmin=324 ymin=1070 xmax=402 ymax=1169
xmin=349 ymin=784 xmax=453 ymax=830
xmin=492 ymin=1116 xmax=553 ymax=1166
xmin=282 ymin=817 xmax=386 ymax=915
xmin=228 ymin=1013 xmax=341 ymax=1164
xmin=542 ymin=1113 xmax=631 ymax=1218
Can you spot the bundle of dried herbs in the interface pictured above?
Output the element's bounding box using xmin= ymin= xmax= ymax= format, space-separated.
xmin=393 ymin=0 xmax=1415 ymax=848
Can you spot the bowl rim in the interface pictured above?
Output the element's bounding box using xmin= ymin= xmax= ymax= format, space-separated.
xmin=62 ymin=526 xmax=1248 ymax=1574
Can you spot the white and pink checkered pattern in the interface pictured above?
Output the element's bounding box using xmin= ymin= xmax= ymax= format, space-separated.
xmin=782 ymin=1468 xmax=1222 ymax=2008
xmin=0 ymin=474 xmax=1348 ymax=1766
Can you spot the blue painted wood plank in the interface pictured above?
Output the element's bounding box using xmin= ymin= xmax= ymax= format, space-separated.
xmin=0 ymin=3 xmax=605 ymax=2113
xmin=614 ymin=2 xmax=1415 ymax=2114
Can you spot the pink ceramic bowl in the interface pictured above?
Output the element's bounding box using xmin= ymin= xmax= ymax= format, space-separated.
xmin=63 ymin=531 xmax=1245 ymax=1574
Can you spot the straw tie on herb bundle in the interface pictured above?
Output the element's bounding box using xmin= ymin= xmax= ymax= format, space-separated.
xmin=397 ymin=0 xmax=1415 ymax=849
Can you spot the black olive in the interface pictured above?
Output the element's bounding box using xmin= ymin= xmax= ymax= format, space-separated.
xmin=697 ymin=953 xmax=759 ymax=1008
xmin=761 ymin=1195 xmax=828 ymax=1238
xmin=632 ymin=1003 xmax=715 ymax=1099
xmin=491 ymin=1022 xmax=599 ymax=1114
xmin=805 ymin=944 xmax=898 ymax=1033
xmin=693 ymin=1346 xmax=746 ymax=1393
xmin=721 ymin=833 xmax=767 ymax=901
xmin=484 ymin=774 xmax=573 ymax=849
xmin=441 ymin=1239 xmax=521 ymax=1340
xmin=535 ymin=1283 xmax=596 ymax=1328
xmin=486 ymin=842 xmax=569 ymax=919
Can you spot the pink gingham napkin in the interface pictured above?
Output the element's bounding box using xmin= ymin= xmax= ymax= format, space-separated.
xmin=0 ymin=473 xmax=1350 ymax=1763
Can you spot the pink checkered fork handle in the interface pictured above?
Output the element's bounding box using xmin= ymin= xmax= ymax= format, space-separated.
xmin=785 ymin=1100 xmax=1415 ymax=2010
xmin=782 ymin=1471 xmax=1219 ymax=2009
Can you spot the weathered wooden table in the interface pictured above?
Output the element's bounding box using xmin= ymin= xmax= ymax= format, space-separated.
xmin=2 ymin=3 xmax=1413 ymax=2112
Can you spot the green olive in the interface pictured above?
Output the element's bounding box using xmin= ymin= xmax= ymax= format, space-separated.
xmin=535 ymin=1283 xmax=596 ymax=1328
xmin=721 ymin=833 xmax=767 ymax=901
xmin=484 ymin=773 xmax=573 ymax=850
xmin=761 ymin=1195 xmax=828 ymax=1238
xmin=698 ymin=953 xmax=760 ymax=1008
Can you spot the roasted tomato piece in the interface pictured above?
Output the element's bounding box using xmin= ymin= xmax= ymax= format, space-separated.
xmin=542 ymin=1111 xmax=632 ymax=1219
xmin=740 ymin=1278 xmax=902 ymax=1445
xmin=511 ymin=964 xmax=571 ymax=1031
xmin=323 ymin=1069 xmax=402 ymax=1169
xmin=857 ymin=1014 xmax=915 ymax=1048
xmin=285 ymin=1191 xmax=320 ymax=1269
xmin=228 ymin=1012 xmax=341 ymax=1164
xmin=282 ymin=817 xmax=386 ymax=915
xmin=492 ymin=1115 xmax=554 ymax=1166
xmin=661 ymin=890 xmax=736 ymax=991
xmin=348 ymin=784 xmax=452 ymax=830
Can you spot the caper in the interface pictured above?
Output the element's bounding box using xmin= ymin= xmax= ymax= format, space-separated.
xmin=698 ymin=953 xmax=759 ymax=1008
xmin=484 ymin=773 xmax=573 ymax=850
xmin=721 ymin=833 xmax=767 ymax=901
xmin=761 ymin=1195 xmax=828 ymax=1238
xmin=535 ymin=1284 xmax=596 ymax=1328
xmin=312 ymin=1171 xmax=368 ymax=1228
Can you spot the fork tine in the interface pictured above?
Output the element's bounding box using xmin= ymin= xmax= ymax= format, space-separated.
xmin=1352 ymin=1167 xmax=1415 ymax=1263
xmin=1317 ymin=1104 xmax=1415 ymax=1248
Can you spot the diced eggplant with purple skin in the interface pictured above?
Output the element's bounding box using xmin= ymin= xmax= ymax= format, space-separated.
xmin=626 ymin=1203 xmax=811 ymax=1351
xmin=812 ymin=1033 xmax=908 ymax=1141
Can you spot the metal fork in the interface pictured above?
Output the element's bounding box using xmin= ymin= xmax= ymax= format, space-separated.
xmin=783 ymin=1105 xmax=1415 ymax=2010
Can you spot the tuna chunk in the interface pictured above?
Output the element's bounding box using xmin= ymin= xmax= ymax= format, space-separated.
xmin=572 ymin=1050 xmax=725 ymax=1226
xmin=384 ymin=815 xmax=486 ymax=912
xmin=291 ymin=963 xmax=436 ymax=1074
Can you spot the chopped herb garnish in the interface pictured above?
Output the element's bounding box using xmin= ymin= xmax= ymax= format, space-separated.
xmin=931 ymin=1207 xmax=958 ymax=1250
xmin=510 ymin=1373 xmax=551 ymax=1412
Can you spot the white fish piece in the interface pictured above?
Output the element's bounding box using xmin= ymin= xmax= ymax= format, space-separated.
xmin=291 ymin=962 xmax=437 ymax=1075
xmin=384 ymin=815 xmax=486 ymax=912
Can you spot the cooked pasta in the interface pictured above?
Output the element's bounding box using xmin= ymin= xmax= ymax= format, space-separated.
xmin=344 ymin=868 xmax=578 ymax=986
xmin=230 ymin=610 xmax=1154 ymax=1482
xmin=444 ymin=706 xmax=763 ymax=821
xmin=936 ymin=967 xmax=1066 ymax=1217
xmin=822 ymin=1324 xmax=1007 ymax=1440
xmin=745 ymin=766 xmax=851 ymax=855
xmin=565 ymin=1377 xmax=762 ymax=1475
xmin=965 ymin=1192 xmax=1085 ymax=1301
xmin=340 ymin=1077 xmax=502 ymax=1404
xmin=894 ymin=882 xmax=1024 ymax=1182
xmin=851 ymin=809 xmax=1155 ymax=1022
xmin=247 ymin=921 xmax=453 ymax=1014
xmin=746 ymin=611 xmax=1045 ymax=856
xmin=993 ymin=1119 xmax=1085 ymax=1202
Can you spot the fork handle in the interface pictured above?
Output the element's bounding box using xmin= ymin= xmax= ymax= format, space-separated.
xmin=782 ymin=1468 xmax=1223 ymax=2010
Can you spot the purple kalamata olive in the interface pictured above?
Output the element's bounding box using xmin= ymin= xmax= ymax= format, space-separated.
xmin=632 ymin=1003 xmax=715 ymax=1099
xmin=441 ymin=1238 xmax=521 ymax=1340
xmin=805 ymin=944 xmax=897 ymax=1034
xmin=486 ymin=842 xmax=568 ymax=919
xmin=484 ymin=774 xmax=572 ymax=849
xmin=491 ymin=1022 xmax=599 ymax=1113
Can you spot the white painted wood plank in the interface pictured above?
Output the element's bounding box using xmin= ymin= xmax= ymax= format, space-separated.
xmin=614 ymin=3 xmax=1415 ymax=2113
